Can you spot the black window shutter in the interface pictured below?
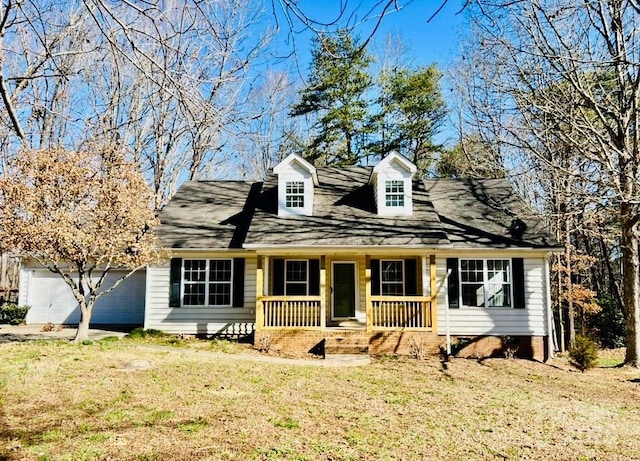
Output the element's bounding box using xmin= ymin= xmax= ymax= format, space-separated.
xmin=169 ymin=258 xmax=182 ymax=307
xmin=309 ymin=259 xmax=320 ymax=296
xmin=273 ymin=258 xmax=285 ymax=295
xmin=404 ymin=258 xmax=418 ymax=296
xmin=232 ymin=258 xmax=245 ymax=307
xmin=512 ymin=258 xmax=526 ymax=309
xmin=371 ymin=259 xmax=380 ymax=296
xmin=446 ymin=258 xmax=459 ymax=308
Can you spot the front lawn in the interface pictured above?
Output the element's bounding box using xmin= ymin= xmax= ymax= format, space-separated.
xmin=1 ymin=340 xmax=639 ymax=460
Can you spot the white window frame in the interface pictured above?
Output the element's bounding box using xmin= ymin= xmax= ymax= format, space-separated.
xmin=384 ymin=180 xmax=405 ymax=208
xmin=380 ymin=259 xmax=404 ymax=296
xmin=182 ymin=259 xmax=233 ymax=307
xmin=285 ymin=181 xmax=305 ymax=209
xmin=459 ymin=258 xmax=513 ymax=309
xmin=285 ymin=259 xmax=309 ymax=296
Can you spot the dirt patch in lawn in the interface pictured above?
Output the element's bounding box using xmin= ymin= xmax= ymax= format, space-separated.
xmin=1 ymin=340 xmax=640 ymax=460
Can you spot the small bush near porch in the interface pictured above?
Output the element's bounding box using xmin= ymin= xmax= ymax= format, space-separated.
xmin=1 ymin=341 xmax=640 ymax=460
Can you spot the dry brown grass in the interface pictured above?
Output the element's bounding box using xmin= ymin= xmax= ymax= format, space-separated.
xmin=1 ymin=339 xmax=640 ymax=460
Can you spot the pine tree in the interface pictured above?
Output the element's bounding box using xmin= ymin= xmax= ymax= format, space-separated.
xmin=291 ymin=30 xmax=372 ymax=166
xmin=371 ymin=65 xmax=447 ymax=175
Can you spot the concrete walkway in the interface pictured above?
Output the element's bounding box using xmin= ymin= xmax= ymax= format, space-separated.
xmin=0 ymin=324 xmax=371 ymax=367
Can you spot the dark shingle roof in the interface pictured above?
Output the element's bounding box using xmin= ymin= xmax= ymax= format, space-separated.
xmin=157 ymin=170 xmax=559 ymax=250
xmin=424 ymin=179 xmax=558 ymax=249
xmin=245 ymin=167 xmax=449 ymax=247
xmin=156 ymin=181 xmax=259 ymax=249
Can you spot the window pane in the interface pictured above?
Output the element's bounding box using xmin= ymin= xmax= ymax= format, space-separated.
xmin=210 ymin=259 xmax=232 ymax=282
xmin=462 ymin=283 xmax=484 ymax=307
xmin=382 ymin=283 xmax=403 ymax=296
xmin=381 ymin=260 xmax=403 ymax=282
xmin=461 ymin=260 xmax=483 ymax=283
xmin=286 ymin=181 xmax=304 ymax=194
xmin=184 ymin=282 xmax=205 ymax=306
xmin=487 ymin=285 xmax=511 ymax=307
xmin=286 ymin=260 xmax=307 ymax=282
xmin=286 ymin=195 xmax=304 ymax=208
xmin=209 ymin=283 xmax=231 ymax=306
xmin=385 ymin=180 xmax=404 ymax=193
xmin=286 ymin=282 xmax=307 ymax=296
xmin=184 ymin=259 xmax=206 ymax=282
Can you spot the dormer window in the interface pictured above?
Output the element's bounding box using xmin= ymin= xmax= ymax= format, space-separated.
xmin=385 ymin=180 xmax=405 ymax=207
xmin=285 ymin=181 xmax=305 ymax=208
xmin=370 ymin=152 xmax=417 ymax=216
xmin=273 ymin=153 xmax=319 ymax=217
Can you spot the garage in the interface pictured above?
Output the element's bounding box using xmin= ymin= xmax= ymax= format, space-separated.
xmin=21 ymin=269 xmax=146 ymax=326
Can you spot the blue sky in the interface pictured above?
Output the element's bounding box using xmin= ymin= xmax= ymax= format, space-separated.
xmin=269 ymin=1 xmax=468 ymax=145
xmin=272 ymin=1 xmax=467 ymax=70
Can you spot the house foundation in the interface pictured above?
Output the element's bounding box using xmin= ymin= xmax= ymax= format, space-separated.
xmin=254 ymin=330 xmax=547 ymax=361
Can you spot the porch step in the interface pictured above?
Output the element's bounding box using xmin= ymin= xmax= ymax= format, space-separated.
xmin=324 ymin=336 xmax=370 ymax=355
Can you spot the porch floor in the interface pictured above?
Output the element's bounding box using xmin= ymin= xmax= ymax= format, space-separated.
xmin=325 ymin=320 xmax=367 ymax=330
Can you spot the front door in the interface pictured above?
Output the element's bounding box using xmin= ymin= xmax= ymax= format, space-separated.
xmin=333 ymin=262 xmax=356 ymax=318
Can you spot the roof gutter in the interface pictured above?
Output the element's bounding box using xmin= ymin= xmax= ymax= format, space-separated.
xmin=242 ymin=244 xmax=564 ymax=253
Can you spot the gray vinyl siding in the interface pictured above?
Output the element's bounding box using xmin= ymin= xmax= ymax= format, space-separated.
xmin=144 ymin=255 xmax=257 ymax=335
xmin=436 ymin=254 xmax=548 ymax=336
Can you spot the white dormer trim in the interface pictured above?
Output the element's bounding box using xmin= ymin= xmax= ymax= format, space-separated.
xmin=370 ymin=152 xmax=417 ymax=217
xmin=274 ymin=153 xmax=318 ymax=217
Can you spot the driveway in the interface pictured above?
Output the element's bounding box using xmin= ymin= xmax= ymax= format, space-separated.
xmin=0 ymin=324 xmax=128 ymax=343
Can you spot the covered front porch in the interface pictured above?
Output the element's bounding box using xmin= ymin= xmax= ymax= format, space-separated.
xmin=254 ymin=254 xmax=438 ymax=335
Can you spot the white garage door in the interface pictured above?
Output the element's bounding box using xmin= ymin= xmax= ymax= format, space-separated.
xmin=25 ymin=270 xmax=146 ymax=325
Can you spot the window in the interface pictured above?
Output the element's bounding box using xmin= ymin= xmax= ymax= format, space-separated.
xmin=182 ymin=259 xmax=232 ymax=306
xmin=460 ymin=259 xmax=511 ymax=308
xmin=381 ymin=260 xmax=404 ymax=295
xmin=285 ymin=260 xmax=308 ymax=295
xmin=385 ymin=180 xmax=404 ymax=207
xmin=285 ymin=181 xmax=304 ymax=208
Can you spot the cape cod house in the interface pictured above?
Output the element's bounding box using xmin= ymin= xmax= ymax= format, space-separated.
xmin=143 ymin=153 xmax=561 ymax=360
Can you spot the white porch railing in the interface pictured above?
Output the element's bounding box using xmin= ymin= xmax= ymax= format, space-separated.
xmin=369 ymin=296 xmax=433 ymax=330
xmin=260 ymin=296 xmax=323 ymax=328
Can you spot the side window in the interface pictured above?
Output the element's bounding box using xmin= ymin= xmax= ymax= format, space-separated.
xmin=181 ymin=259 xmax=233 ymax=307
xmin=459 ymin=259 xmax=512 ymax=308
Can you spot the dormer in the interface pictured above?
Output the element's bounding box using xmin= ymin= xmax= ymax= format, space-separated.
xmin=273 ymin=153 xmax=319 ymax=217
xmin=370 ymin=152 xmax=417 ymax=216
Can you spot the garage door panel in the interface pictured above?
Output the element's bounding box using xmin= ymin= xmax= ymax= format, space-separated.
xmin=26 ymin=270 xmax=145 ymax=325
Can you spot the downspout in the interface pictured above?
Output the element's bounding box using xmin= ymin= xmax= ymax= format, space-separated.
xmin=544 ymin=252 xmax=555 ymax=360
xmin=438 ymin=269 xmax=453 ymax=357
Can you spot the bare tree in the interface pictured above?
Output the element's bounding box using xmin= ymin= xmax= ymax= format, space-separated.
xmin=235 ymin=70 xmax=302 ymax=179
xmin=456 ymin=0 xmax=639 ymax=363
xmin=0 ymin=0 xmax=274 ymax=208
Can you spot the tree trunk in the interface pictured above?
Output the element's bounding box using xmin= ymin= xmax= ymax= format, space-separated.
xmin=622 ymin=214 xmax=640 ymax=366
xmin=566 ymin=236 xmax=576 ymax=348
xmin=557 ymin=258 xmax=566 ymax=353
xmin=73 ymin=302 xmax=92 ymax=343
